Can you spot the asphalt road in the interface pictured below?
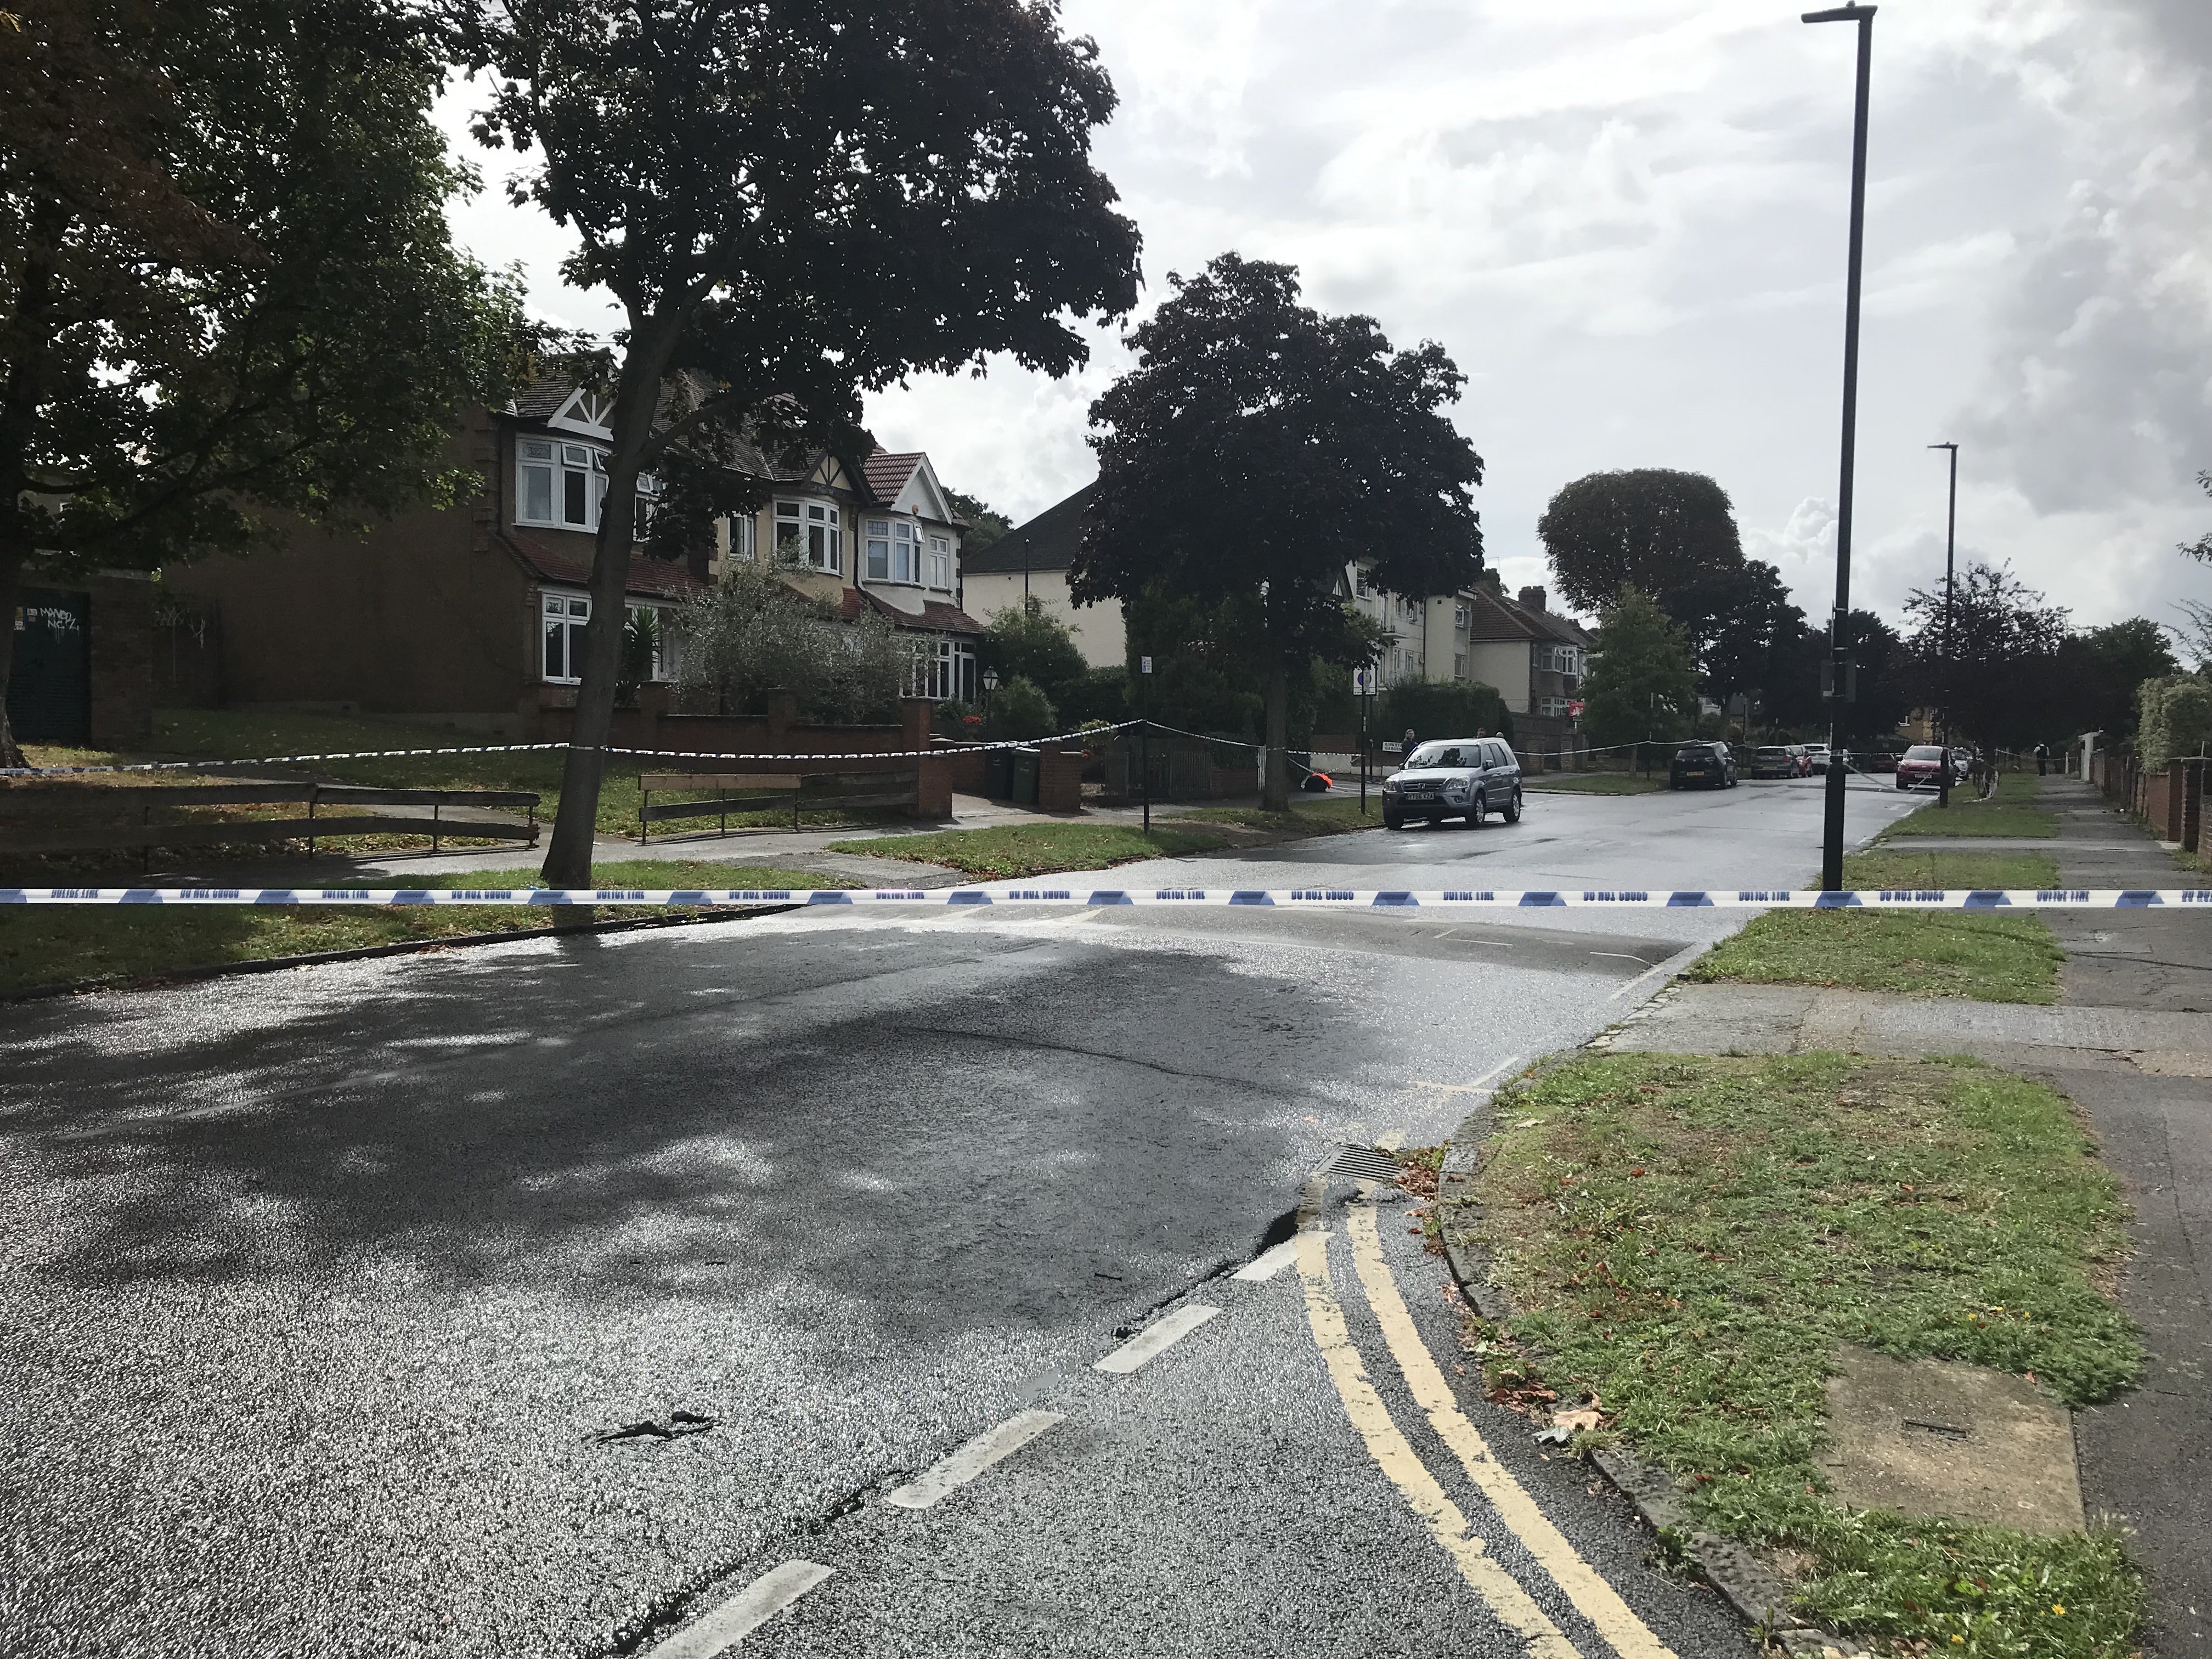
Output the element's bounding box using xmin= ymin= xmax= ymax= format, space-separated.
xmin=0 ymin=778 xmax=1917 ymax=1658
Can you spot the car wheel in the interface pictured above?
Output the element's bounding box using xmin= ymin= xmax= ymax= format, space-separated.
xmin=1468 ymin=791 xmax=1487 ymax=826
xmin=1502 ymin=788 xmax=1522 ymax=824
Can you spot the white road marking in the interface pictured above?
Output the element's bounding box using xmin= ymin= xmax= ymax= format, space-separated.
xmin=644 ymin=1560 xmax=834 ymax=1658
xmin=1607 ymin=941 xmax=1709 ymax=1003
xmin=1092 ymin=1302 xmax=1222 ymax=1373
xmin=1344 ymin=1202 xmax=1680 ymax=1659
xmin=1588 ymin=951 xmax=1650 ymax=964
xmin=1234 ymin=1236 xmax=1321 ymax=1281
xmin=883 ymin=1408 xmax=1064 ymax=1509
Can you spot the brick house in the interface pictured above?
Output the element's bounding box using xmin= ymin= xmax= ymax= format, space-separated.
xmin=1462 ymin=579 xmax=1593 ymax=761
xmin=167 ymin=379 xmax=984 ymax=733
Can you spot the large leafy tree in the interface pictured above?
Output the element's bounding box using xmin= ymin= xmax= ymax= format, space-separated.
xmin=1537 ymin=469 xmax=1743 ymax=615
xmin=1900 ymin=562 xmax=2070 ymax=751
xmin=1073 ymin=255 xmax=1485 ymax=809
xmin=0 ymin=0 xmax=532 ymax=765
xmin=456 ymin=0 xmax=1142 ymax=884
xmin=1660 ymin=557 xmax=1801 ymax=712
xmin=946 ymin=490 xmax=1013 ymax=555
xmin=2052 ymin=618 xmax=2181 ymax=740
xmin=1578 ymin=586 xmax=1698 ymax=749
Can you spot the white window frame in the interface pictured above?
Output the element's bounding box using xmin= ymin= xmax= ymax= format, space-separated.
xmin=541 ymin=591 xmax=590 ymax=684
xmin=728 ymin=513 xmax=756 ymax=562
xmin=926 ymin=533 xmax=952 ymax=590
xmin=866 ymin=518 xmax=892 ymax=580
xmin=517 ymin=437 xmax=658 ymax=536
xmin=906 ymin=636 xmax=975 ymax=702
xmin=777 ymin=499 xmax=842 ymax=572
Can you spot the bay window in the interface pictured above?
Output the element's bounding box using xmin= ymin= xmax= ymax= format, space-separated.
xmin=517 ymin=438 xmax=658 ymax=535
xmin=906 ymin=636 xmax=975 ymax=702
xmin=927 ymin=534 xmax=952 ymax=590
xmin=777 ymin=500 xmax=842 ymax=572
xmin=866 ymin=519 xmax=924 ymax=583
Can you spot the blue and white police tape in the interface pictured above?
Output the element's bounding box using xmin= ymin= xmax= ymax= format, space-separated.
xmin=5 ymin=887 xmax=2210 ymax=909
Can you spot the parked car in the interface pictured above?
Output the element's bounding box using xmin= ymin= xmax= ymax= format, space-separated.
xmin=1747 ymin=745 xmax=1801 ymax=780
xmin=1669 ymin=741 xmax=1737 ymax=789
xmin=1382 ymin=736 xmax=1523 ymax=829
xmin=1895 ymin=743 xmax=1949 ymax=789
xmin=1804 ymin=743 xmax=1833 ymax=773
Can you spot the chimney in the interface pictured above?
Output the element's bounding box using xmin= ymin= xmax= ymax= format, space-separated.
xmin=1517 ymin=585 xmax=1548 ymax=612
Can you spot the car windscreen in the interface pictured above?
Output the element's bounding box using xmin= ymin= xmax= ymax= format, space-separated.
xmin=1904 ymin=745 xmax=1944 ymax=760
xmin=1755 ymin=747 xmax=1790 ymax=759
xmin=1407 ymin=743 xmax=1470 ymax=769
xmin=1675 ymin=746 xmax=1717 ymax=759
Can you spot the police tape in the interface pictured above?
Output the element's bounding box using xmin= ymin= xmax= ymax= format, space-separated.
xmin=5 ymin=887 xmax=2210 ymax=909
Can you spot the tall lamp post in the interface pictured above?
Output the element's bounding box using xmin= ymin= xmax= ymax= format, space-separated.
xmin=1929 ymin=442 xmax=1958 ymax=809
xmin=1804 ymin=2 xmax=1876 ymax=893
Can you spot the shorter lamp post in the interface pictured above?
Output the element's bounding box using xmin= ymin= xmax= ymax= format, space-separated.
xmin=980 ymin=665 xmax=1000 ymax=701
xmin=1928 ymin=441 xmax=1958 ymax=809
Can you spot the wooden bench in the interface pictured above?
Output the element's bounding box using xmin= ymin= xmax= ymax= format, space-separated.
xmin=637 ymin=769 xmax=921 ymax=841
xmin=0 ymin=783 xmax=540 ymax=858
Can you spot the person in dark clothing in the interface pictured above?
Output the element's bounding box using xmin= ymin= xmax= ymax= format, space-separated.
xmin=2035 ymin=742 xmax=2050 ymax=776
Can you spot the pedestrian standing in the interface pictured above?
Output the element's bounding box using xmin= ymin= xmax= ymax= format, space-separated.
xmin=2035 ymin=741 xmax=2049 ymax=776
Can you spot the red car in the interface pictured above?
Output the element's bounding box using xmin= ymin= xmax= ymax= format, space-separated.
xmin=1895 ymin=743 xmax=1948 ymax=790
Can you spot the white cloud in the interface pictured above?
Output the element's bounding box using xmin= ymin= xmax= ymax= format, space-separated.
xmin=430 ymin=1 xmax=2212 ymax=628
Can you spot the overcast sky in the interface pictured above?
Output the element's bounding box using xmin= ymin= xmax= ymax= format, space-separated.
xmin=437 ymin=0 xmax=2212 ymax=639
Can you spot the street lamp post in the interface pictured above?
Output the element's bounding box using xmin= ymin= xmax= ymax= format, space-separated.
xmin=1929 ymin=442 xmax=1958 ymax=809
xmin=1804 ymin=3 xmax=1876 ymax=893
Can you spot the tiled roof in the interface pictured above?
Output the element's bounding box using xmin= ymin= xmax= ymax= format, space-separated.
xmin=962 ymin=481 xmax=1094 ymax=575
xmin=1464 ymin=585 xmax=1591 ymax=648
xmin=863 ymin=451 xmax=923 ymax=503
xmin=839 ymin=588 xmax=985 ymax=635
xmin=502 ymin=532 xmax=706 ymax=600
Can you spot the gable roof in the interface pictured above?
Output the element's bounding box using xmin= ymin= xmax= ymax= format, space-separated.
xmin=864 ymin=452 xmax=923 ymax=501
xmin=1464 ymin=584 xmax=1592 ymax=648
xmin=962 ymin=481 xmax=1094 ymax=575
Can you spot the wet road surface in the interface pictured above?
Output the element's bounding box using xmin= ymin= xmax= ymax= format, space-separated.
xmin=0 ymin=778 xmax=1915 ymax=1657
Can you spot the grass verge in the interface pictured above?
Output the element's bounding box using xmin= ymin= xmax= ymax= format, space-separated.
xmin=1522 ymin=772 xmax=1671 ymax=795
xmin=826 ymin=821 xmax=1232 ymax=880
xmin=1459 ymin=1051 xmax=2143 ymax=1659
xmin=1881 ymin=772 xmax=2057 ymax=840
xmin=22 ymin=710 xmax=915 ymax=845
xmin=1688 ymin=850 xmax=2067 ymax=1003
xmin=0 ymin=861 xmax=845 ymax=995
xmin=1169 ymin=796 xmax=1381 ymax=833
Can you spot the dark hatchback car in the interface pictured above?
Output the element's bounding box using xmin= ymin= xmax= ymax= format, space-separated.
xmin=1748 ymin=744 xmax=1801 ymax=780
xmin=1669 ymin=742 xmax=1737 ymax=789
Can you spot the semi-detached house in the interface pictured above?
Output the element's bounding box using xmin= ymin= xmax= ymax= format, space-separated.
xmin=168 ymin=379 xmax=985 ymax=730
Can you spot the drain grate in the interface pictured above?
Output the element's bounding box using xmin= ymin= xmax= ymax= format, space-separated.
xmin=1330 ymin=1143 xmax=1403 ymax=1183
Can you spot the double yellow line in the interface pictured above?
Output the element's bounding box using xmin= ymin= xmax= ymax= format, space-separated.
xmin=1293 ymin=1185 xmax=1678 ymax=1659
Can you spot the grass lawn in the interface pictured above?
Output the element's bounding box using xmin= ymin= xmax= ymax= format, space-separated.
xmin=1688 ymin=849 xmax=2067 ymax=1003
xmin=827 ymin=821 xmax=1233 ymax=880
xmin=1522 ymin=772 xmax=1671 ymax=794
xmin=1454 ymin=1051 xmax=2142 ymax=1659
xmin=0 ymin=861 xmax=845 ymax=995
xmin=1880 ymin=771 xmax=2057 ymax=839
xmin=1170 ymin=796 xmax=1381 ymax=833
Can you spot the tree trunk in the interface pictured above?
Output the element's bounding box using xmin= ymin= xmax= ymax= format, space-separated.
xmin=1263 ymin=654 xmax=1291 ymax=811
xmin=0 ymin=551 xmax=24 ymax=771
xmin=539 ymin=331 xmax=679 ymax=889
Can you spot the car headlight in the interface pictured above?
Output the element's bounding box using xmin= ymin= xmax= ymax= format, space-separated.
xmin=1383 ymin=777 xmax=1399 ymax=794
xmin=1445 ymin=780 xmax=1472 ymax=802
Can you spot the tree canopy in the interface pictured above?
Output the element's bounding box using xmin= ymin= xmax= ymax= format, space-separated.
xmin=0 ymin=0 xmax=533 ymax=763
xmin=1537 ymin=470 xmax=1743 ymax=615
xmin=1578 ymin=588 xmax=1699 ymax=749
xmin=1073 ymin=253 xmax=1483 ymax=806
xmin=946 ymin=490 xmax=1013 ymax=555
xmin=1659 ymin=558 xmax=1799 ymax=712
xmin=1901 ymin=562 xmax=2071 ymax=751
xmin=458 ymin=0 xmax=1144 ymax=881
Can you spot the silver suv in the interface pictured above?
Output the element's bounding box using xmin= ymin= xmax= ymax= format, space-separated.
xmin=1383 ymin=737 xmax=1523 ymax=829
